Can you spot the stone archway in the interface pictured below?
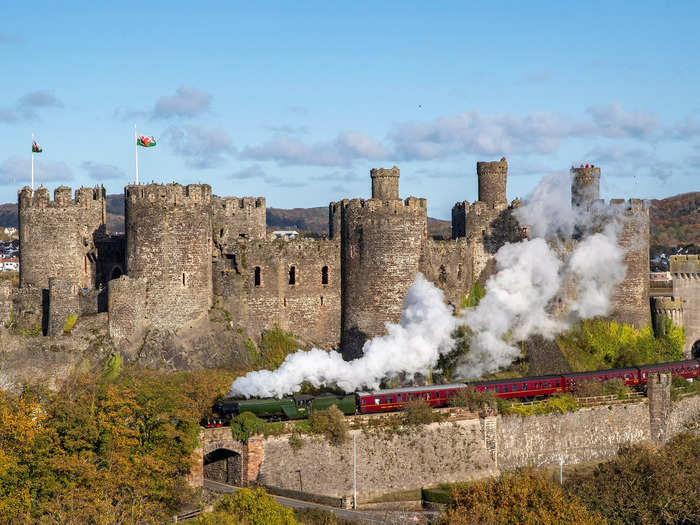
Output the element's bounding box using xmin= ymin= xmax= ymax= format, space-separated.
xmin=692 ymin=340 xmax=700 ymax=359
xmin=204 ymin=448 xmax=242 ymax=485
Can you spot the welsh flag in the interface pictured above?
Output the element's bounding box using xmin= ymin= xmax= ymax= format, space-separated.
xmin=32 ymin=140 xmax=42 ymax=153
xmin=137 ymin=135 xmax=156 ymax=147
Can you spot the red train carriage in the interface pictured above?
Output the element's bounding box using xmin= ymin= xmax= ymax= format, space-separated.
xmin=469 ymin=375 xmax=565 ymax=399
xmin=563 ymin=367 xmax=639 ymax=393
xmin=638 ymin=360 xmax=699 ymax=384
xmin=356 ymin=383 xmax=467 ymax=414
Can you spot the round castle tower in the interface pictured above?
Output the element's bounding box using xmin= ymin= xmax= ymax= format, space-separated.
xmin=334 ymin=167 xmax=427 ymax=359
xmin=652 ymin=296 xmax=684 ymax=337
xmin=370 ymin=166 xmax=400 ymax=200
xmin=477 ymin=159 xmax=508 ymax=205
xmin=18 ymin=185 xmax=106 ymax=289
xmin=125 ymin=183 xmax=212 ymax=329
xmin=571 ymin=165 xmax=601 ymax=207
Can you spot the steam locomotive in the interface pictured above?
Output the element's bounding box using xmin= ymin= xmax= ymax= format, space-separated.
xmin=211 ymin=359 xmax=699 ymax=423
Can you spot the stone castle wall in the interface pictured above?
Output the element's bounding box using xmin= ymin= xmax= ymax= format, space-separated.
xmin=671 ymin=255 xmax=700 ymax=357
xmin=47 ymin=278 xmax=80 ymax=336
xmin=609 ymin=199 xmax=651 ymax=329
xmin=212 ymin=195 xmax=266 ymax=244
xmin=18 ymin=186 xmax=106 ymax=290
xmin=419 ymin=238 xmax=472 ymax=307
xmin=125 ymin=183 xmax=213 ymax=331
xmin=213 ymin=237 xmax=341 ymax=349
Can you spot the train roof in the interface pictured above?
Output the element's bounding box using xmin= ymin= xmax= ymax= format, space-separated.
xmin=466 ymin=374 xmax=564 ymax=385
xmin=567 ymin=367 xmax=638 ymax=378
xmin=357 ymin=383 xmax=467 ymax=396
xmin=638 ymin=359 xmax=699 ymax=369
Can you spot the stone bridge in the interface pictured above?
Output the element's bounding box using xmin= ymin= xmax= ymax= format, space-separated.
xmin=188 ymin=427 xmax=264 ymax=488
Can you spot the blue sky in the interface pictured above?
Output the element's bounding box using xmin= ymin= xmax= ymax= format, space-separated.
xmin=1 ymin=1 xmax=699 ymax=219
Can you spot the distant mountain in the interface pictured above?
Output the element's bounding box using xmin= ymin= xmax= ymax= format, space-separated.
xmin=0 ymin=192 xmax=695 ymax=247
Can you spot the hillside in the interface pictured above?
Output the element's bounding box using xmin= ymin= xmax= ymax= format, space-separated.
xmin=0 ymin=192 xmax=695 ymax=244
xmin=648 ymin=192 xmax=699 ymax=249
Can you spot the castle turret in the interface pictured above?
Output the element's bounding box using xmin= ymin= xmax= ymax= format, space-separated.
xmin=370 ymin=166 xmax=401 ymax=200
xmin=212 ymin=195 xmax=266 ymax=248
xmin=335 ymin=168 xmax=427 ymax=359
xmin=477 ymin=159 xmax=508 ymax=205
xmin=571 ymin=165 xmax=601 ymax=207
xmin=125 ymin=183 xmax=212 ymax=330
xmin=18 ymin=185 xmax=106 ymax=289
xmin=652 ymin=296 xmax=684 ymax=337
xmin=670 ymin=255 xmax=700 ymax=357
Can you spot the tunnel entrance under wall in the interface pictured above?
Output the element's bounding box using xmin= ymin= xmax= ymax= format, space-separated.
xmin=693 ymin=340 xmax=700 ymax=359
xmin=203 ymin=448 xmax=242 ymax=485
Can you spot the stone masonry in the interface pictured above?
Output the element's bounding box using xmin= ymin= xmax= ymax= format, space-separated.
xmin=9 ymin=159 xmax=663 ymax=357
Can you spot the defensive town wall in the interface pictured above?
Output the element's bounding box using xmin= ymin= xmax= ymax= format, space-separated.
xmin=194 ymin=377 xmax=699 ymax=503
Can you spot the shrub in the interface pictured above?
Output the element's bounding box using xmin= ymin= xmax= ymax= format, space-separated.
xmin=230 ymin=411 xmax=265 ymax=443
xmin=63 ymin=313 xmax=78 ymax=334
xmin=309 ymin=405 xmax=349 ymax=446
xmin=502 ymin=394 xmax=578 ymax=417
xmin=247 ymin=325 xmax=301 ymax=370
xmin=102 ymin=352 xmax=123 ymax=382
xmin=450 ymin=387 xmax=497 ymax=415
xmin=214 ymin=487 xmax=297 ymax=525
xmin=439 ymin=469 xmax=602 ymax=525
xmin=288 ymin=429 xmax=304 ymax=451
xmin=294 ymin=507 xmax=356 ymax=525
xmin=402 ymin=399 xmax=437 ymax=425
xmin=565 ymin=433 xmax=700 ymax=524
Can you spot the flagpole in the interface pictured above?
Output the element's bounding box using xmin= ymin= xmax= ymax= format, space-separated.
xmin=31 ymin=133 xmax=35 ymax=190
xmin=134 ymin=124 xmax=139 ymax=185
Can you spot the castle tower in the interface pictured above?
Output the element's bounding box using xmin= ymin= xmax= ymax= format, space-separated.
xmin=477 ymin=159 xmax=508 ymax=205
xmin=125 ymin=183 xmax=212 ymax=330
xmin=211 ymin=196 xmax=266 ymax=248
xmin=609 ymin=198 xmax=651 ymax=329
xmin=370 ymin=166 xmax=400 ymax=200
xmin=651 ymin=296 xmax=684 ymax=337
xmin=18 ymin=185 xmax=106 ymax=289
xmin=670 ymin=255 xmax=700 ymax=357
xmin=334 ymin=168 xmax=427 ymax=359
xmin=571 ymin=165 xmax=601 ymax=207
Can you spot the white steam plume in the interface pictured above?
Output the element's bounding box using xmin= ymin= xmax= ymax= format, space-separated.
xmin=230 ymin=170 xmax=633 ymax=397
xmin=229 ymin=274 xmax=457 ymax=398
xmin=455 ymin=171 xmax=627 ymax=378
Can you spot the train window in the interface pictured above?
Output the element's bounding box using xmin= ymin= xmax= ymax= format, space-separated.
xmin=522 ymin=384 xmax=527 ymax=391
xmin=361 ymin=398 xmax=366 ymax=405
xmin=512 ymin=385 xmax=518 ymax=392
xmin=374 ymin=397 xmax=380 ymax=405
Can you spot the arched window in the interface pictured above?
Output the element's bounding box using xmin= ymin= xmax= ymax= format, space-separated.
xmin=321 ymin=266 xmax=329 ymax=285
xmin=182 ymin=272 xmax=186 ymax=286
xmin=289 ymin=266 xmax=296 ymax=285
xmin=254 ymin=266 xmax=261 ymax=287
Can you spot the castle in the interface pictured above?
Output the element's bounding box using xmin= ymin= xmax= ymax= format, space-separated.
xmin=7 ymin=159 xmax=692 ymax=361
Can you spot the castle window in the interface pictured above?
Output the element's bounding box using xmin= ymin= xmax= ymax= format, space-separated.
xmin=321 ymin=266 xmax=329 ymax=285
xmin=439 ymin=265 xmax=447 ymax=285
xmin=254 ymin=266 xmax=261 ymax=287
xmin=320 ymin=296 xmax=324 ymax=306
xmin=283 ymin=297 xmax=288 ymax=307
xmin=182 ymin=273 xmax=186 ymax=286
xmin=457 ymin=263 xmax=463 ymax=280
xmin=220 ymin=228 xmax=224 ymax=237
xmin=289 ymin=266 xmax=296 ymax=285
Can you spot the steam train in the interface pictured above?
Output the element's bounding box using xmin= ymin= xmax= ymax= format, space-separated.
xmin=211 ymin=359 xmax=699 ymax=423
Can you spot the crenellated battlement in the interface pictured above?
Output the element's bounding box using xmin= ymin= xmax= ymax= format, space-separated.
xmin=652 ymin=296 xmax=685 ymax=311
xmin=608 ymin=198 xmax=651 ymax=214
xmin=370 ymin=165 xmax=401 ymax=200
xmin=125 ymin=183 xmax=212 ymax=206
xmin=18 ymin=185 xmax=106 ymax=209
xmin=213 ymin=195 xmax=266 ymax=212
xmin=670 ymin=255 xmax=700 ymax=275
xmin=338 ymin=196 xmax=427 ymax=213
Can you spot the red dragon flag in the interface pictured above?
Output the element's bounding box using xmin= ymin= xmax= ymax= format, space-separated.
xmin=32 ymin=140 xmax=42 ymax=153
xmin=136 ymin=135 xmax=157 ymax=147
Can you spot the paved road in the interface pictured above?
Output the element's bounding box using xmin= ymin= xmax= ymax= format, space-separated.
xmin=203 ymin=479 xmax=431 ymax=524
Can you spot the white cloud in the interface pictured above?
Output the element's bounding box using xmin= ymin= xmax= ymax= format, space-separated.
xmin=164 ymin=125 xmax=235 ymax=169
xmin=586 ymin=104 xmax=658 ymax=139
xmin=152 ymin=87 xmax=211 ymax=119
xmin=228 ymin=164 xmax=300 ymax=187
xmin=0 ymin=156 xmax=73 ymax=186
xmin=81 ymin=161 xmax=125 ymax=181
xmin=241 ymin=131 xmax=389 ymax=167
